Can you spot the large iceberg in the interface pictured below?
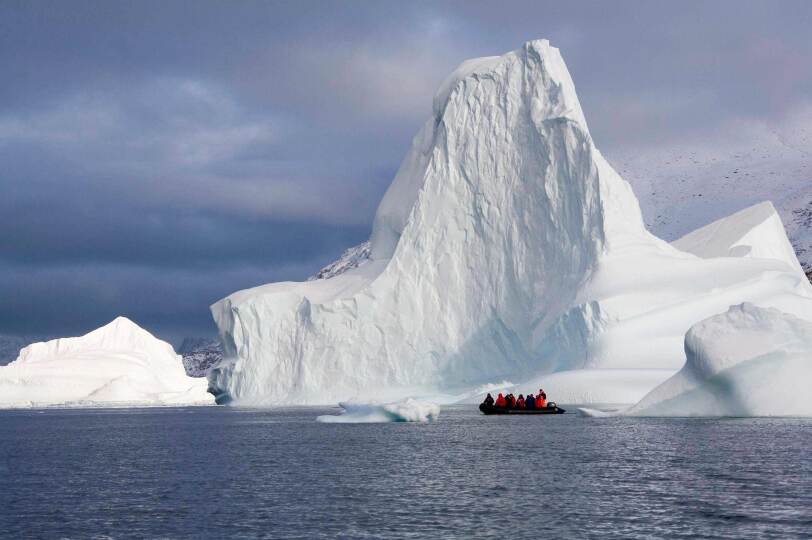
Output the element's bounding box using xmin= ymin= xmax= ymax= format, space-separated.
xmin=0 ymin=317 xmax=214 ymax=408
xmin=209 ymin=39 xmax=812 ymax=406
xmin=627 ymin=303 xmax=812 ymax=417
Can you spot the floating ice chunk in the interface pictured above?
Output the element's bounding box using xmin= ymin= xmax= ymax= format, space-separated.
xmin=316 ymin=399 xmax=440 ymax=423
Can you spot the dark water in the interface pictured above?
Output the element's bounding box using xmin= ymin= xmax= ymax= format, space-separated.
xmin=1 ymin=407 xmax=810 ymax=539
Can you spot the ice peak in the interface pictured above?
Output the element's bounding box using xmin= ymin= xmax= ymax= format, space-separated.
xmin=101 ymin=316 xmax=143 ymax=331
xmin=91 ymin=316 xmax=158 ymax=342
xmin=13 ymin=315 xmax=178 ymax=366
xmin=430 ymin=39 xmax=588 ymax=133
xmin=672 ymin=200 xmax=805 ymax=277
xmin=370 ymin=38 xmax=602 ymax=261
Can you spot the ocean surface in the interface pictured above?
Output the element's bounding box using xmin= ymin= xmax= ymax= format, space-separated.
xmin=1 ymin=406 xmax=810 ymax=539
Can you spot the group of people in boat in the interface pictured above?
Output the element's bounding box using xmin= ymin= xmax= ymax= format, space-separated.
xmin=482 ymin=389 xmax=548 ymax=409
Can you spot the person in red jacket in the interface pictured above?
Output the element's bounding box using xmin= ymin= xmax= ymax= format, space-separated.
xmin=537 ymin=390 xmax=547 ymax=408
xmin=516 ymin=394 xmax=526 ymax=409
xmin=494 ymin=393 xmax=507 ymax=408
xmin=506 ymin=394 xmax=516 ymax=408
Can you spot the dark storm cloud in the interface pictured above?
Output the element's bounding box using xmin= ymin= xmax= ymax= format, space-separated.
xmin=2 ymin=0 xmax=812 ymax=340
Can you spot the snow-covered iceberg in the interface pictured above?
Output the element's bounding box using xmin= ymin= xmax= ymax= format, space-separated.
xmin=209 ymin=39 xmax=812 ymax=407
xmin=0 ymin=317 xmax=214 ymax=408
xmin=627 ymin=303 xmax=812 ymax=417
xmin=316 ymin=399 xmax=440 ymax=423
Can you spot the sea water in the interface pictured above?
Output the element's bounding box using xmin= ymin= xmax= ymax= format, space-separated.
xmin=0 ymin=406 xmax=809 ymax=539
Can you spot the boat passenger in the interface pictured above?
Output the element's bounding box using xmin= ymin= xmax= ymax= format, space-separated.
xmin=525 ymin=393 xmax=536 ymax=409
xmin=516 ymin=394 xmax=525 ymax=409
xmin=537 ymin=392 xmax=547 ymax=408
xmin=507 ymin=394 xmax=516 ymax=409
xmin=494 ymin=393 xmax=507 ymax=408
xmin=483 ymin=393 xmax=495 ymax=407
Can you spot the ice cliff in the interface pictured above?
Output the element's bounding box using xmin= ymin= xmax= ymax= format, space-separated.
xmin=210 ymin=39 xmax=812 ymax=407
xmin=0 ymin=317 xmax=214 ymax=408
xmin=627 ymin=303 xmax=812 ymax=417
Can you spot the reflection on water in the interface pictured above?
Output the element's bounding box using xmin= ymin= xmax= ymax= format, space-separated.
xmin=0 ymin=406 xmax=810 ymax=539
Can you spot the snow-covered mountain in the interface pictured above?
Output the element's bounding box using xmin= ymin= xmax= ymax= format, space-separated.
xmin=178 ymin=337 xmax=223 ymax=377
xmin=209 ymin=39 xmax=812 ymax=408
xmin=309 ymin=241 xmax=371 ymax=280
xmin=0 ymin=317 xmax=214 ymax=408
xmin=610 ymin=111 xmax=812 ymax=274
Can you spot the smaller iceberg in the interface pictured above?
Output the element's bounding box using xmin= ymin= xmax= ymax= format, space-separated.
xmin=316 ymin=398 xmax=440 ymax=423
xmin=0 ymin=317 xmax=214 ymax=408
xmin=627 ymin=303 xmax=812 ymax=417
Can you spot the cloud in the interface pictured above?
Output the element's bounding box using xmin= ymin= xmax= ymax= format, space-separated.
xmin=2 ymin=1 xmax=812 ymax=340
xmin=0 ymin=259 xmax=319 ymax=342
xmin=0 ymin=76 xmax=386 ymax=225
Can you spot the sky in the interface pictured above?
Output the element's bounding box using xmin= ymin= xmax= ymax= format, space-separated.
xmin=2 ymin=1 xmax=812 ymax=343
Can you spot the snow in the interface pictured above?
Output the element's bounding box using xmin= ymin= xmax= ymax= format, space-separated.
xmin=626 ymin=303 xmax=812 ymax=417
xmin=0 ymin=317 xmax=214 ymax=408
xmin=209 ymin=39 xmax=812 ymax=411
xmin=608 ymin=108 xmax=812 ymax=273
xmin=316 ymin=399 xmax=440 ymax=423
xmin=672 ymin=201 xmax=805 ymax=277
xmin=500 ymin=369 xmax=676 ymax=408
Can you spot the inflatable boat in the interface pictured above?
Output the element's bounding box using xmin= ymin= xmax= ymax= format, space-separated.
xmin=479 ymin=403 xmax=566 ymax=415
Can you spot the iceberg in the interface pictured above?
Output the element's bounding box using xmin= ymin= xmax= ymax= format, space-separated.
xmin=627 ymin=303 xmax=812 ymax=417
xmin=0 ymin=317 xmax=214 ymax=408
xmin=316 ymin=399 xmax=440 ymax=423
xmin=209 ymin=39 xmax=812 ymax=407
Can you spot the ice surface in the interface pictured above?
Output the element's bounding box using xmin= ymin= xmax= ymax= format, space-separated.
xmin=316 ymin=399 xmax=440 ymax=423
xmin=672 ymin=201 xmax=805 ymax=277
xmin=502 ymin=369 xmax=676 ymax=408
xmin=0 ymin=317 xmax=214 ymax=408
xmin=210 ymin=39 xmax=812 ymax=408
xmin=627 ymin=303 xmax=812 ymax=417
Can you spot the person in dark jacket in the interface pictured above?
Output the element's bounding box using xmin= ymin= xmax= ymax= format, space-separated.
xmin=525 ymin=393 xmax=536 ymax=409
xmin=507 ymin=394 xmax=516 ymax=408
xmin=516 ymin=394 xmax=525 ymax=409
xmin=483 ymin=393 xmax=495 ymax=407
